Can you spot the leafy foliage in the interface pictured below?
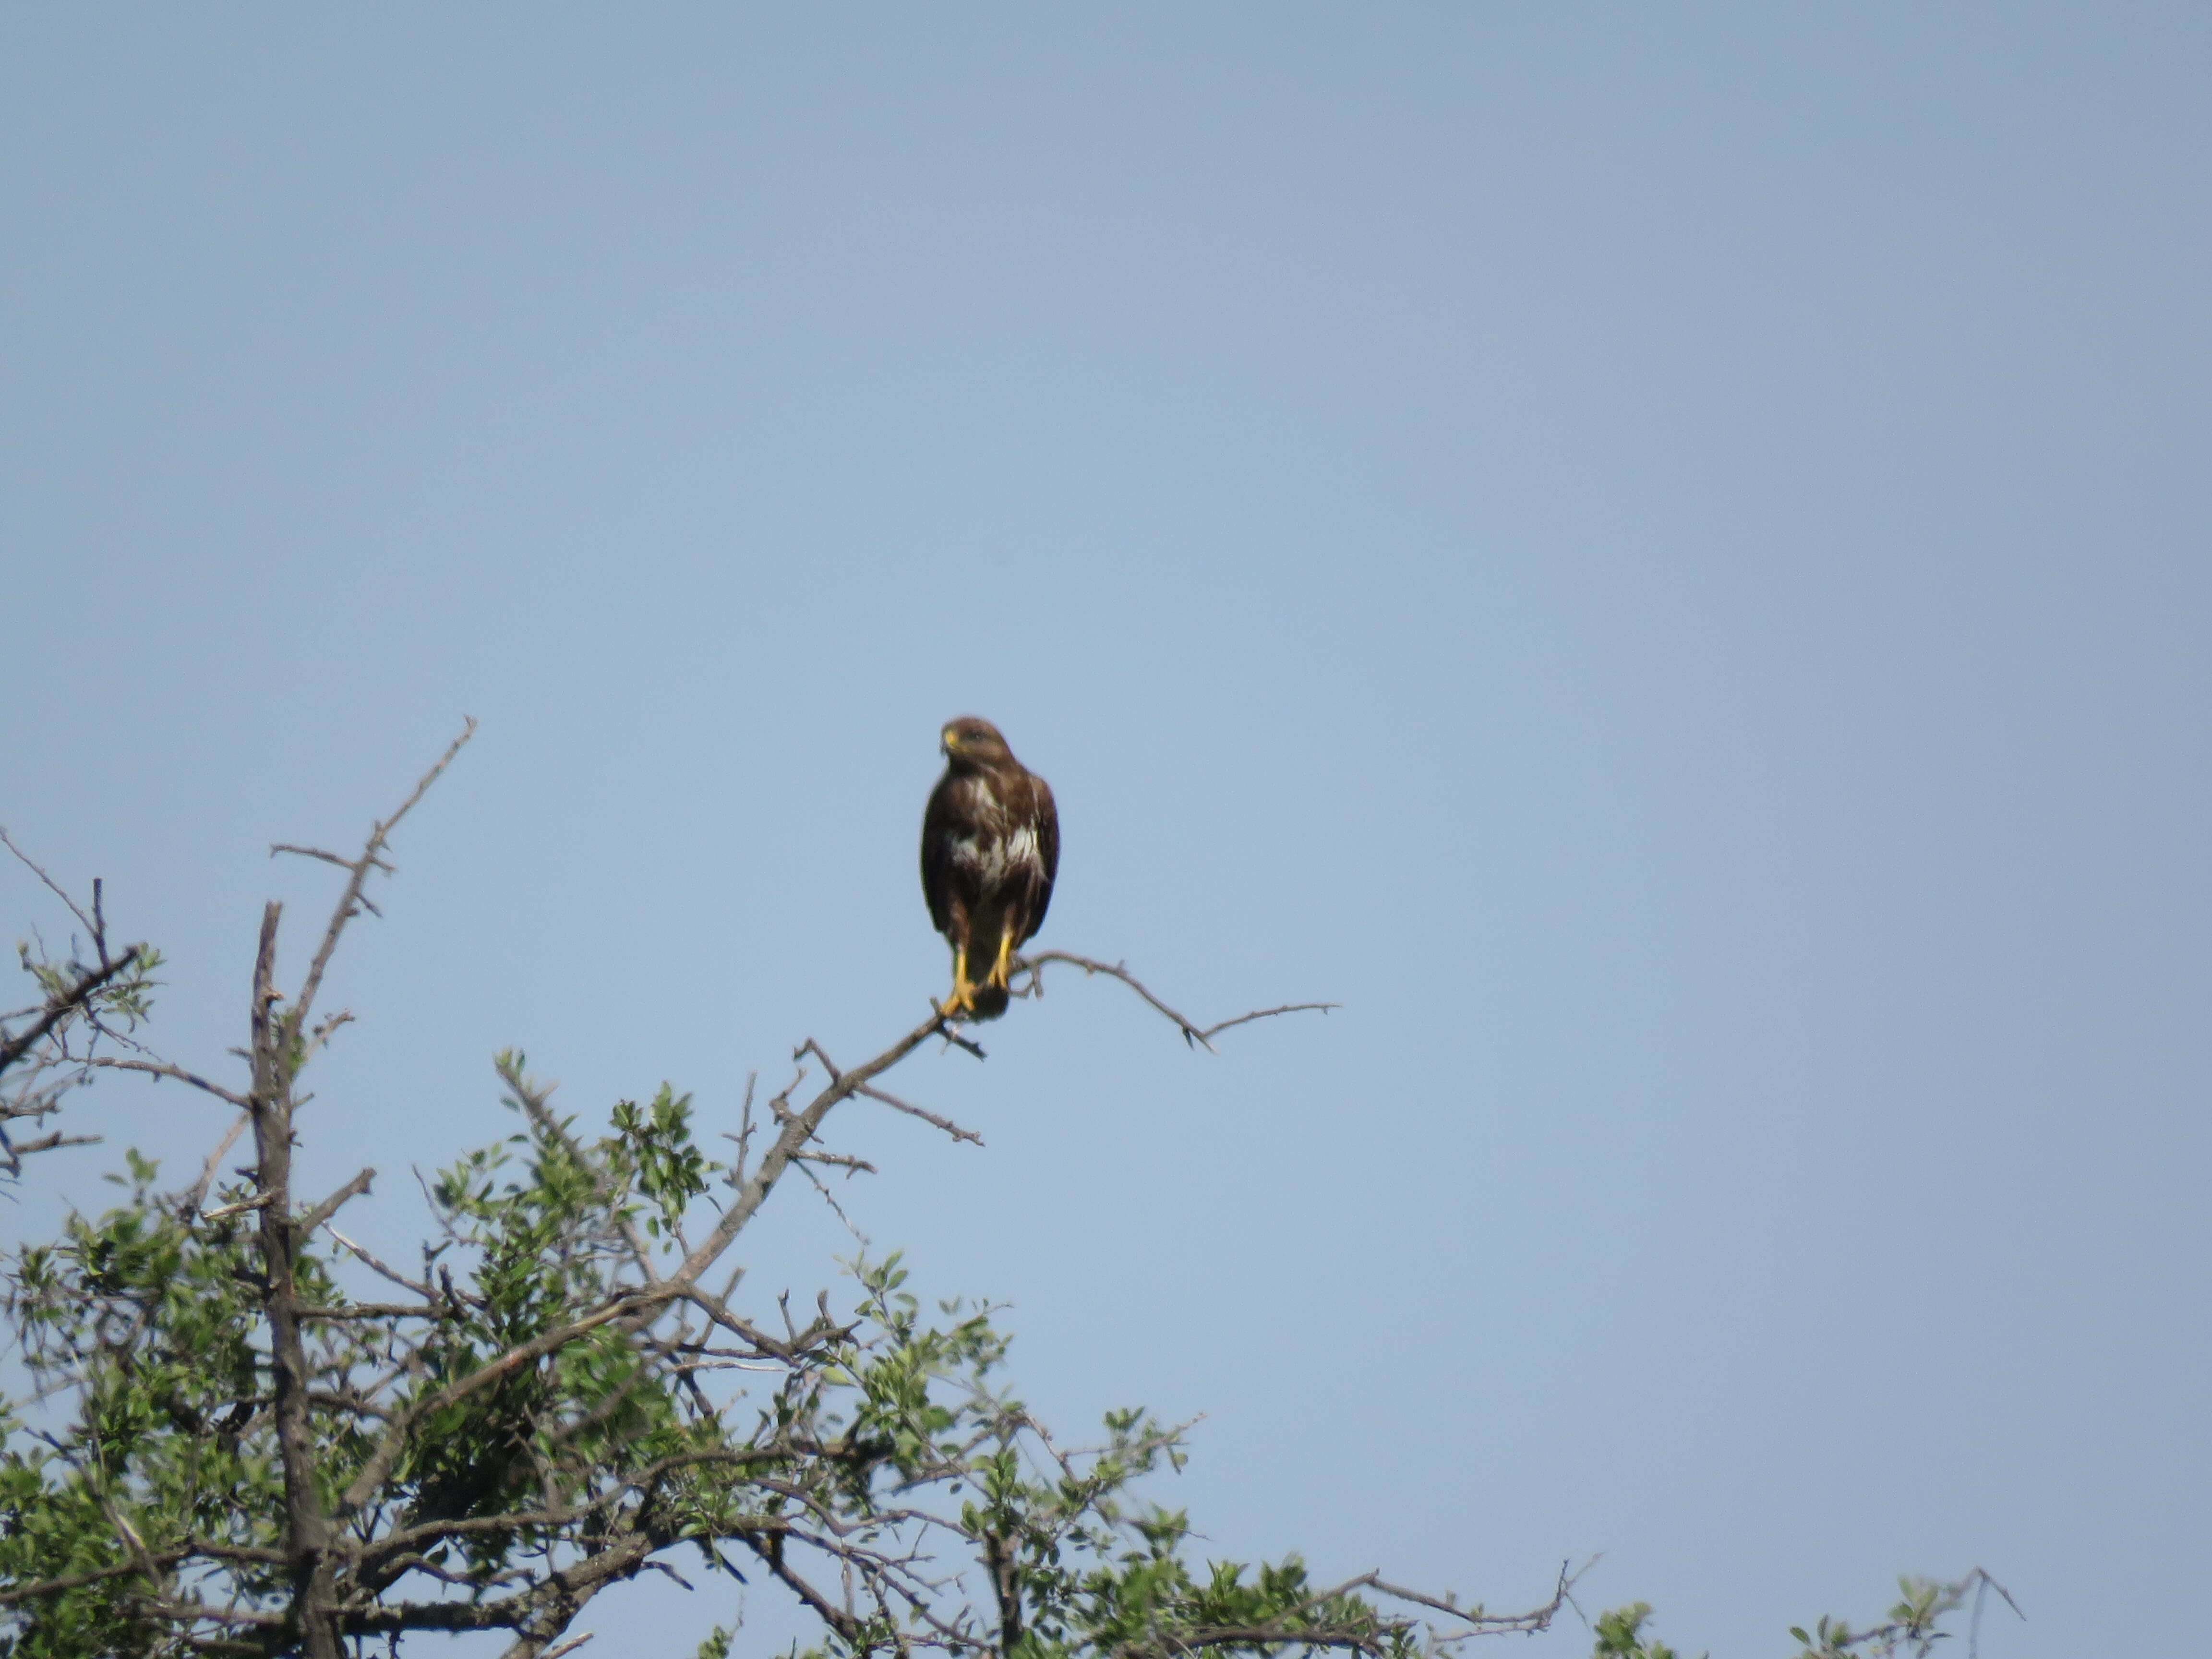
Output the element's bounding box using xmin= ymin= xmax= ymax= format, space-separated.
xmin=0 ymin=1069 xmax=1560 ymax=1657
xmin=1787 ymin=1571 xmax=2018 ymax=1659
xmin=1590 ymin=1605 xmax=1679 ymax=1659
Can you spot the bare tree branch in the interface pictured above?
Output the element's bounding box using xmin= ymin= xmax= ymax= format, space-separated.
xmin=0 ymin=824 xmax=101 ymax=942
xmin=281 ymin=716 xmax=475 ymax=1041
xmin=0 ymin=1129 xmax=100 ymax=1161
xmin=665 ymin=1009 xmax=959 ymax=1293
xmin=266 ymin=844 xmax=360 ymax=872
xmin=84 ymin=1055 xmax=251 ymax=1109
xmin=1016 ymin=951 xmax=1335 ymax=1051
xmin=180 ymin=1110 xmax=251 ymax=1215
xmin=323 ymin=1224 xmax=436 ymax=1299
xmin=295 ymin=1166 xmax=375 ymax=1239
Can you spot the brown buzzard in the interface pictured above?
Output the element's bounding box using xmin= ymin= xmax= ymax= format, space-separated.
xmin=922 ymin=716 xmax=1059 ymax=1021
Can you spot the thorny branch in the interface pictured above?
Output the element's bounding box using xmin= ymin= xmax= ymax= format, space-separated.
xmin=1015 ymin=950 xmax=1336 ymax=1051
xmin=273 ymin=714 xmax=476 ymax=1046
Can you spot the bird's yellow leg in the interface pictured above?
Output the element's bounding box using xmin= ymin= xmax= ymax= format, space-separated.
xmin=987 ymin=927 xmax=1017 ymax=992
xmin=935 ymin=945 xmax=977 ymax=1019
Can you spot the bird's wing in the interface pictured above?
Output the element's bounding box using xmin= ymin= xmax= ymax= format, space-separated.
xmin=1024 ymin=771 xmax=1059 ymax=938
xmin=920 ymin=775 xmax=961 ymax=936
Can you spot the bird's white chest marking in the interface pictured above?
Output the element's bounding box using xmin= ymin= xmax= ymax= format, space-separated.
xmin=951 ymin=825 xmax=1039 ymax=882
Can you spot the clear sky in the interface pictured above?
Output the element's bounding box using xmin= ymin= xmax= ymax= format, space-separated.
xmin=4 ymin=7 xmax=2207 ymax=1655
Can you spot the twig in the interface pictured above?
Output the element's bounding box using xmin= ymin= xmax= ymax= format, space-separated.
xmin=793 ymin=1149 xmax=878 ymax=1174
xmin=0 ymin=1544 xmax=194 ymax=1607
xmin=1968 ymin=1566 xmax=2026 ymax=1659
xmin=0 ymin=825 xmax=100 ymax=943
xmin=666 ymin=1009 xmax=959 ymax=1294
xmin=181 ymin=1111 xmax=251 ymax=1216
xmin=295 ymin=1303 xmax=445 ymax=1322
xmin=1368 ymin=1555 xmax=1586 ymax=1636
xmin=84 ymin=1055 xmax=251 ymax=1109
xmin=1017 ymin=951 xmax=1335 ymax=1051
xmin=267 ymin=845 xmax=359 ymax=871
xmin=202 ymin=1193 xmax=275 ymax=1222
xmin=934 ymin=1018 xmax=987 ymax=1060
xmin=324 ymin=1226 xmax=435 ymax=1299
xmin=856 ymin=1083 xmax=983 ymax=1146
xmin=298 ymin=1008 xmax=355 ymax=1068
xmin=0 ymin=1129 xmax=100 ymax=1161
xmin=796 ymin=1158 xmax=870 ymax=1244
xmin=799 ymin=1038 xmax=984 ymax=1145
xmin=283 ymin=716 xmax=475 ymax=1040
xmin=295 ymin=1167 xmax=375 ymax=1239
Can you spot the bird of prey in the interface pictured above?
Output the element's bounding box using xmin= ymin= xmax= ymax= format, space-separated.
xmin=921 ymin=716 xmax=1059 ymax=1021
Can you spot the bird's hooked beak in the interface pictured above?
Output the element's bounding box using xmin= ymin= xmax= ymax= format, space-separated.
xmin=940 ymin=727 xmax=959 ymax=757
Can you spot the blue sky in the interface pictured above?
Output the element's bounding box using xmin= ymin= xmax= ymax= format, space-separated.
xmin=4 ymin=7 xmax=2207 ymax=1654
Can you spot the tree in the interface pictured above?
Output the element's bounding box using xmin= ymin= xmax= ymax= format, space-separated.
xmin=0 ymin=732 xmax=2016 ymax=1658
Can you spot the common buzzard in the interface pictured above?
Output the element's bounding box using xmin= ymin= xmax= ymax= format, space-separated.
xmin=921 ymin=716 xmax=1058 ymax=1021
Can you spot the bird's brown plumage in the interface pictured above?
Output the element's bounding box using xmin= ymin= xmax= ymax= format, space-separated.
xmin=921 ymin=716 xmax=1058 ymax=1021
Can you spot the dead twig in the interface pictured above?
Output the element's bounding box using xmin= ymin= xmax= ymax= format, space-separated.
xmin=277 ymin=717 xmax=475 ymax=1044
xmin=295 ymin=1167 xmax=375 ymax=1239
xmin=856 ymin=1082 xmax=983 ymax=1145
xmin=0 ymin=1129 xmax=100 ymax=1162
xmin=1016 ymin=951 xmax=1335 ymax=1051
xmin=1969 ymin=1566 xmax=2026 ymax=1659
xmin=792 ymin=1149 xmax=878 ymax=1174
xmin=84 ymin=1055 xmax=251 ymax=1109
xmin=202 ymin=1192 xmax=275 ymax=1222
xmin=0 ymin=825 xmax=101 ymax=943
xmin=180 ymin=1111 xmax=251 ymax=1216
xmin=322 ymin=1226 xmax=436 ymax=1299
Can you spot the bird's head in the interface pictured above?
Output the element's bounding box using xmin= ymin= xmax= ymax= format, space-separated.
xmin=940 ymin=716 xmax=1013 ymax=768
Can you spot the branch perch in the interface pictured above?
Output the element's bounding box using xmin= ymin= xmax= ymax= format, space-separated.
xmin=1015 ymin=950 xmax=1335 ymax=1050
